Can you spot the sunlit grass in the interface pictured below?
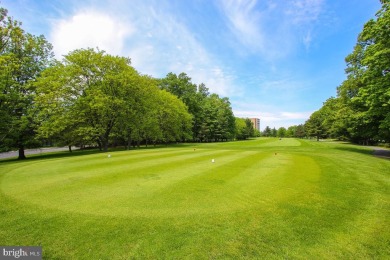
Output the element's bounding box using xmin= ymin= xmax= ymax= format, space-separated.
xmin=0 ymin=138 xmax=389 ymax=259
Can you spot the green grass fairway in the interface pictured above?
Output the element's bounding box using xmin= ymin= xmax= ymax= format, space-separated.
xmin=0 ymin=138 xmax=389 ymax=259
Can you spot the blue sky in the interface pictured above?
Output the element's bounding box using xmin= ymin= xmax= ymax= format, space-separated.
xmin=2 ymin=0 xmax=381 ymax=129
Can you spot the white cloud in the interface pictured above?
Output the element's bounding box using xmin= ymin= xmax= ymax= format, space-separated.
xmin=280 ymin=111 xmax=312 ymax=120
xmin=286 ymin=0 xmax=324 ymax=50
xmin=192 ymin=67 xmax=239 ymax=97
xmin=48 ymin=3 xmax=238 ymax=97
xmin=50 ymin=10 xmax=133 ymax=58
xmin=260 ymin=77 xmax=312 ymax=93
xmin=303 ymin=31 xmax=312 ymax=50
xmin=285 ymin=0 xmax=324 ymax=24
xmin=234 ymin=109 xmax=312 ymax=129
xmin=216 ymin=0 xmax=326 ymax=58
xmin=217 ymin=0 xmax=264 ymax=52
xmin=125 ymin=5 xmax=238 ymax=97
xmin=231 ymin=99 xmax=312 ymax=129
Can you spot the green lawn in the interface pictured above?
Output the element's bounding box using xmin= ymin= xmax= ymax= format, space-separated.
xmin=0 ymin=138 xmax=389 ymax=259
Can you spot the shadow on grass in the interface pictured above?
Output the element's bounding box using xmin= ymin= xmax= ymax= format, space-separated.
xmin=0 ymin=149 xmax=102 ymax=164
xmin=333 ymin=146 xmax=373 ymax=156
xmin=0 ymin=143 xmax=195 ymax=165
xmin=334 ymin=144 xmax=390 ymax=160
xmin=372 ymin=149 xmax=390 ymax=160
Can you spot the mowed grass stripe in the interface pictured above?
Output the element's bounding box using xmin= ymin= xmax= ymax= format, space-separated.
xmin=0 ymin=149 xmax=187 ymax=192
xmin=2 ymin=149 xmax=264 ymax=216
xmin=1 ymin=148 xmax=221 ymax=194
xmin=123 ymin=150 xmax=269 ymax=216
xmin=1 ymin=149 xmax=324 ymax=218
xmin=2 ymin=148 xmax=197 ymax=184
xmin=1 ymin=148 xmax=224 ymax=197
xmin=38 ymin=150 xmax=259 ymax=216
xmin=260 ymin=138 xmax=302 ymax=147
xmin=232 ymin=154 xmax=321 ymax=210
xmin=74 ymin=150 xmax=263 ymax=216
xmin=83 ymin=152 xmax=320 ymax=217
xmin=0 ymin=138 xmax=388 ymax=259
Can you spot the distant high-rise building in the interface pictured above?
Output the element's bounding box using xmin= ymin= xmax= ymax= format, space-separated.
xmin=250 ymin=118 xmax=260 ymax=131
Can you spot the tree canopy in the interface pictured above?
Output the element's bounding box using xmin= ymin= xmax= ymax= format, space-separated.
xmin=160 ymin=73 xmax=235 ymax=142
xmin=305 ymin=1 xmax=390 ymax=144
xmin=0 ymin=5 xmax=243 ymax=158
xmin=35 ymin=49 xmax=193 ymax=151
xmin=0 ymin=7 xmax=54 ymax=158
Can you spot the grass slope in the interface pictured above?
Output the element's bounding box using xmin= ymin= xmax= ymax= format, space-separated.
xmin=0 ymin=138 xmax=389 ymax=259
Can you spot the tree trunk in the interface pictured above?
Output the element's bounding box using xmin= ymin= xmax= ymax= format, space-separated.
xmin=103 ymin=139 xmax=108 ymax=152
xmin=97 ymin=139 xmax=102 ymax=151
xmin=68 ymin=145 xmax=72 ymax=152
xmin=126 ymin=135 xmax=132 ymax=150
xmin=18 ymin=146 xmax=26 ymax=160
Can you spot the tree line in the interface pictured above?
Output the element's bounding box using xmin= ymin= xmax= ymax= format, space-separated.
xmin=305 ymin=1 xmax=389 ymax=144
xmin=261 ymin=125 xmax=306 ymax=138
xmin=0 ymin=6 xmax=261 ymax=159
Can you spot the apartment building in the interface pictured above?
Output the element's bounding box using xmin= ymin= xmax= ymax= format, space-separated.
xmin=250 ymin=118 xmax=260 ymax=131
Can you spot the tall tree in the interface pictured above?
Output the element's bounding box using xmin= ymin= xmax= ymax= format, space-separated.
xmin=262 ymin=126 xmax=272 ymax=137
xmin=113 ymin=74 xmax=160 ymax=149
xmin=306 ymin=1 xmax=390 ymax=144
xmin=235 ymin=117 xmax=257 ymax=140
xmin=304 ymin=110 xmax=327 ymax=141
xmin=295 ymin=124 xmax=306 ymax=138
xmin=277 ymin=127 xmax=286 ymax=138
xmin=244 ymin=118 xmax=254 ymax=138
xmin=35 ymin=48 xmax=136 ymax=151
xmin=0 ymin=6 xmax=54 ymax=159
xmin=336 ymin=1 xmax=390 ymax=143
xmin=198 ymin=94 xmax=235 ymax=142
xmin=234 ymin=117 xmax=247 ymax=140
xmin=36 ymin=50 xmax=193 ymax=149
xmin=271 ymin=127 xmax=277 ymax=137
xmin=155 ymin=90 xmax=193 ymax=143
xmin=159 ymin=72 xmax=208 ymax=141
xmin=160 ymin=72 xmax=235 ymax=142
xmin=286 ymin=126 xmax=296 ymax=137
